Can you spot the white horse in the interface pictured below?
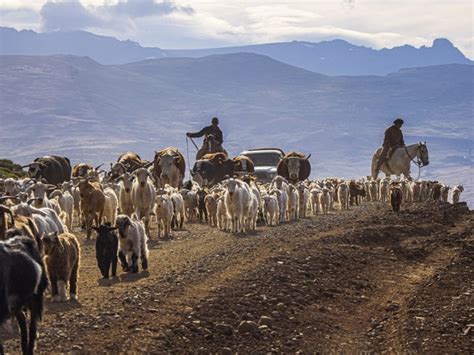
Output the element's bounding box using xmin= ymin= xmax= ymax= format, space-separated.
xmin=371 ymin=142 xmax=429 ymax=179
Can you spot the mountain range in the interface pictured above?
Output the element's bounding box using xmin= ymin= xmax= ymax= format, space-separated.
xmin=0 ymin=26 xmax=472 ymax=75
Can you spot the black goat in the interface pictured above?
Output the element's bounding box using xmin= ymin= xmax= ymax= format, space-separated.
xmin=197 ymin=189 xmax=208 ymax=223
xmin=93 ymin=223 xmax=119 ymax=279
xmin=0 ymin=236 xmax=48 ymax=355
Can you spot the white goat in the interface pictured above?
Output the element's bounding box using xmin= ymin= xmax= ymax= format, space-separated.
xmin=115 ymin=215 xmax=149 ymax=273
xmin=131 ymin=168 xmax=156 ymax=237
xmin=452 ymin=185 xmax=464 ymax=204
xmin=262 ymin=195 xmax=279 ymax=226
xmin=154 ymin=195 xmax=173 ymax=238
xmin=50 ymin=189 xmax=74 ymax=230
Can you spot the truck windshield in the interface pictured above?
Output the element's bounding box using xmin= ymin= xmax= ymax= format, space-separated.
xmin=245 ymin=153 xmax=281 ymax=167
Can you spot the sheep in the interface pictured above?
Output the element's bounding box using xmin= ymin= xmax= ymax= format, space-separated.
xmin=204 ymin=193 xmax=218 ymax=227
xmin=379 ymin=179 xmax=390 ymax=203
xmin=103 ymin=187 xmax=119 ymax=224
xmin=50 ymin=189 xmax=74 ymax=231
xmin=390 ymin=186 xmax=403 ymax=212
xmin=180 ymin=189 xmax=198 ymax=222
xmin=154 ymin=195 xmax=173 ymax=238
xmin=247 ymin=191 xmax=259 ymax=231
xmin=262 ymin=195 xmax=279 ymax=226
xmin=440 ymin=185 xmax=450 ymax=203
xmin=318 ymin=188 xmax=331 ymax=215
xmin=131 ymin=168 xmax=156 ymax=238
xmin=63 ymin=181 xmax=82 ymax=227
xmin=224 ymin=178 xmax=252 ymax=233
xmin=93 ymin=223 xmax=118 ymax=279
xmin=287 ymin=184 xmax=300 ymax=220
xmin=117 ymin=172 xmax=135 ymax=216
xmin=42 ymin=232 xmax=80 ymax=302
xmin=337 ymin=182 xmax=350 ymax=210
xmin=310 ymin=189 xmax=321 ymax=215
xmin=0 ymin=236 xmax=48 ymax=355
xmin=399 ymin=179 xmax=410 ymax=202
xmin=115 ymin=215 xmax=149 ymax=273
xmin=216 ymin=196 xmax=228 ymax=231
xmin=452 ymin=185 xmax=464 ymax=203
xmin=271 ymin=188 xmax=288 ymax=223
xmin=78 ymin=178 xmax=105 ymax=239
xmin=296 ymin=183 xmax=309 ymax=218
xmin=271 ymin=176 xmax=289 ymax=193
xmin=368 ymin=180 xmax=378 ymax=202
xmin=409 ymin=180 xmax=422 ymax=202
xmin=170 ymin=191 xmax=185 ymax=229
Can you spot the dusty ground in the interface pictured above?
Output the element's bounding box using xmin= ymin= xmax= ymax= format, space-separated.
xmin=4 ymin=201 xmax=473 ymax=353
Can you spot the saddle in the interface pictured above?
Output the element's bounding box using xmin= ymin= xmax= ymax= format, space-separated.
xmin=387 ymin=145 xmax=403 ymax=160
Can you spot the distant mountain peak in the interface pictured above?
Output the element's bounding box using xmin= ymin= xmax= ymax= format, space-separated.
xmin=0 ymin=27 xmax=471 ymax=75
xmin=432 ymin=38 xmax=454 ymax=48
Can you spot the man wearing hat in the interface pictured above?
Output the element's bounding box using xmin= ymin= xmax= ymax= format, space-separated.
xmin=187 ymin=117 xmax=226 ymax=159
xmin=374 ymin=118 xmax=405 ymax=178
xmin=187 ymin=117 xmax=223 ymax=146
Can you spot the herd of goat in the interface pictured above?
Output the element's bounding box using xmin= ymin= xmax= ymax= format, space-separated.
xmin=0 ymin=150 xmax=465 ymax=354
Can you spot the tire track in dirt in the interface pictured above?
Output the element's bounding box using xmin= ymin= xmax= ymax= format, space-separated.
xmin=4 ymin=202 xmax=471 ymax=353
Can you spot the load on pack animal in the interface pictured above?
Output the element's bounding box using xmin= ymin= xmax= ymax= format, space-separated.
xmin=109 ymin=152 xmax=149 ymax=179
xmin=191 ymin=152 xmax=234 ymax=187
xmin=22 ymin=156 xmax=72 ymax=185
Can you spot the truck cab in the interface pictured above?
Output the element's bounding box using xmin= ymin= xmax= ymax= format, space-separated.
xmin=239 ymin=148 xmax=285 ymax=183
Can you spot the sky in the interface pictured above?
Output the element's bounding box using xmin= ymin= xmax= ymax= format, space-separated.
xmin=0 ymin=0 xmax=472 ymax=57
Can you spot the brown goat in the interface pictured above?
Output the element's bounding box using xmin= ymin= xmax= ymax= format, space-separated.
xmin=78 ymin=179 xmax=105 ymax=238
xmin=43 ymin=232 xmax=80 ymax=302
xmin=0 ymin=204 xmax=43 ymax=250
xmin=390 ymin=186 xmax=403 ymax=213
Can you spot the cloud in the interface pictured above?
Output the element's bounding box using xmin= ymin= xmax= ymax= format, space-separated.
xmin=40 ymin=1 xmax=100 ymax=31
xmin=104 ymin=0 xmax=194 ymax=18
xmin=38 ymin=0 xmax=194 ymax=32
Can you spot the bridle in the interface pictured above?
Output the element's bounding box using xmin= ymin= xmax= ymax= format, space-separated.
xmin=404 ymin=144 xmax=426 ymax=179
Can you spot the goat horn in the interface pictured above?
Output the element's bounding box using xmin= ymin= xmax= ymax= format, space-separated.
xmin=95 ymin=163 xmax=104 ymax=171
xmin=0 ymin=195 xmax=19 ymax=203
xmin=27 ymin=198 xmax=41 ymax=205
xmin=0 ymin=205 xmax=15 ymax=226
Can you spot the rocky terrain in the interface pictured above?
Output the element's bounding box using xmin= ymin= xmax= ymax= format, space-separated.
xmin=3 ymin=201 xmax=473 ymax=353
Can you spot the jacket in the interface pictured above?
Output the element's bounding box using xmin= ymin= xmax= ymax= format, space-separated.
xmin=383 ymin=125 xmax=404 ymax=147
xmin=188 ymin=125 xmax=223 ymax=145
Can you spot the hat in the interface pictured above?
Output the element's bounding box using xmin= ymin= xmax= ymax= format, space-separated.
xmin=212 ymin=117 xmax=219 ymax=124
xmin=393 ymin=118 xmax=404 ymax=125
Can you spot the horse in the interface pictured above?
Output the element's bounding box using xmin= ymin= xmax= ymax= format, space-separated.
xmin=371 ymin=142 xmax=429 ymax=179
xmin=195 ymin=134 xmax=228 ymax=160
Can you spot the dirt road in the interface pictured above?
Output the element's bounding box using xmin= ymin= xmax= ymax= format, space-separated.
xmin=5 ymin=201 xmax=473 ymax=353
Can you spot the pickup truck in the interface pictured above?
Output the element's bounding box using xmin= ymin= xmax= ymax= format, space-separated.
xmin=239 ymin=148 xmax=285 ymax=183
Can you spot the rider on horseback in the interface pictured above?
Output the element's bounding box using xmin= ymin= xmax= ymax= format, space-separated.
xmin=186 ymin=117 xmax=226 ymax=159
xmin=374 ymin=118 xmax=405 ymax=178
